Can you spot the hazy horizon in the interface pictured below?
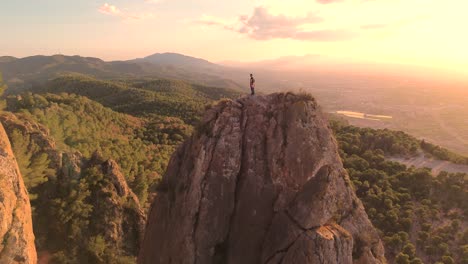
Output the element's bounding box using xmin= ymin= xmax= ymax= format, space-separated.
xmin=2 ymin=0 xmax=468 ymax=76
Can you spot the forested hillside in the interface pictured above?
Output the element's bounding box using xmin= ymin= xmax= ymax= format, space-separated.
xmin=331 ymin=119 xmax=468 ymax=264
xmin=0 ymin=91 xmax=194 ymax=263
xmin=0 ymin=54 xmax=243 ymax=93
xmin=0 ymin=72 xmax=466 ymax=264
xmin=30 ymin=75 xmax=241 ymax=123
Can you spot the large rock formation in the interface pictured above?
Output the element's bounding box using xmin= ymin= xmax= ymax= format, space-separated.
xmin=42 ymin=150 xmax=146 ymax=259
xmin=0 ymin=122 xmax=37 ymax=264
xmin=139 ymin=93 xmax=386 ymax=264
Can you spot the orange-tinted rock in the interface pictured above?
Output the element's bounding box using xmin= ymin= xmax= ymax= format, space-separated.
xmin=0 ymin=122 xmax=37 ymax=264
xmin=139 ymin=93 xmax=386 ymax=264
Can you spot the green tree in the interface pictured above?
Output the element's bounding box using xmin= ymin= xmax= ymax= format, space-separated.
xmin=396 ymin=253 xmax=411 ymax=264
xmin=0 ymin=72 xmax=6 ymax=110
xmin=87 ymin=235 xmax=107 ymax=263
xmin=442 ymin=255 xmax=455 ymax=264
xmin=402 ymin=243 xmax=416 ymax=258
xmin=9 ymin=129 xmax=53 ymax=199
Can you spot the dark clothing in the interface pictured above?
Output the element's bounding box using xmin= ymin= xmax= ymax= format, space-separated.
xmin=250 ymin=76 xmax=255 ymax=95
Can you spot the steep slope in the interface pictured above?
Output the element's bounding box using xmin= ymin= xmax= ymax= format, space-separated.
xmin=139 ymin=93 xmax=385 ymax=264
xmin=0 ymin=122 xmax=37 ymax=263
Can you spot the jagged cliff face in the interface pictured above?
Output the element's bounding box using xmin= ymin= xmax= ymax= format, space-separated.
xmin=0 ymin=122 xmax=37 ymax=264
xmin=139 ymin=93 xmax=386 ymax=264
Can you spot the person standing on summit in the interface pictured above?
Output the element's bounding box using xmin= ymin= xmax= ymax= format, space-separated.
xmin=250 ymin=73 xmax=256 ymax=95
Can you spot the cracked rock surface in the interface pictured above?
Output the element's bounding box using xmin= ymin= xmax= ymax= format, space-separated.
xmin=139 ymin=93 xmax=386 ymax=264
xmin=0 ymin=122 xmax=37 ymax=264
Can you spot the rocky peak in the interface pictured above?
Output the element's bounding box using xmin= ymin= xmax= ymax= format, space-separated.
xmin=139 ymin=93 xmax=386 ymax=264
xmin=0 ymin=122 xmax=37 ymax=263
xmin=102 ymin=159 xmax=134 ymax=198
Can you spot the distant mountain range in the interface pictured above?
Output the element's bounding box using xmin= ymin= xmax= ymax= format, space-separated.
xmin=3 ymin=52 xmax=460 ymax=95
xmin=135 ymin=52 xmax=220 ymax=70
xmin=0 ymin=53 xmax=243 ymax=93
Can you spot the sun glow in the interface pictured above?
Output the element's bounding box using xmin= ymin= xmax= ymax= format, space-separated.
xmin=222 ymin=0 xmax=468 ymax=74
xmin=1 ymin=0 xmax=468 ymax=76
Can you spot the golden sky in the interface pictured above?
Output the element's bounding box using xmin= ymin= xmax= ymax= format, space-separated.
xmin=1 ymin=0 xmax=467 ymax=74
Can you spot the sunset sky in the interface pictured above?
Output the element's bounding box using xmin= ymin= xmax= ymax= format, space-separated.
xmin=1 ymin=0 xmax=468 ymax=74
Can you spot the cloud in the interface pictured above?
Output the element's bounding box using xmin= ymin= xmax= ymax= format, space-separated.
xmin=145 ymin=0 xmax=163 ymax=3
xmin=98 ymin=3 xmax=154 ymax=20
xmin=99 ymin=3 xmax=121 ymax=16
xmin=238 ymin=7 xmax=324 ymax=40
xmin=197 ymin=7 xmax=354 ymax=41
xmin=197 ymin=14 xmax=243 ymax=32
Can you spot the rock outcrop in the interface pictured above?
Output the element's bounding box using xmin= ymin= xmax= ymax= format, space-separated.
xmin=139 ymin=93 xmax=386 ymax=264
xmin=48 ymin=150 xmax=146 ymax=258
xmin=0 ymin=122 xmax=37 ymax=264
xmin=0 ymin=112 xmax=145 ymax=260
xmin=86 ymin=154 xmax=147 ymax=256
xmin=0 ymin=113 xmax=59 ymax=168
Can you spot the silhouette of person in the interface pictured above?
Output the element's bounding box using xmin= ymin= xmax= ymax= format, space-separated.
xmin=250 ymin=74 xmax=255 ymax=95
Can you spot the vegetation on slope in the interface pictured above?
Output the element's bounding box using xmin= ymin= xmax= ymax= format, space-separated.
xmin=2 ymin=92 xmax=196 ymax=263
xmin=0 ymin=80 xmax=235 ymax=263
xmin=35 ymin=75 xmax=241 ymax=124
xmin=331 ymin=119 xmax=468 ymax=264
xmin=0 ymin=73 xmax=6 ymax=110
xmin=0 ymin=54 xmax=243 ymax=93
xmin=6 ymin=93 xmax=192 ymax=201
xmin=330 ymin=116 xmax=468 ymax=165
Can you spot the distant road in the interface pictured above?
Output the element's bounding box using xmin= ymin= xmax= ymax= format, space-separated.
xmin=390 ymin=154 xmax=468 ymax=175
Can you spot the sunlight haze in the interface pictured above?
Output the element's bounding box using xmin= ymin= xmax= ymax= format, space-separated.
xmin=1 ymin=0 xmax=468 ymax=75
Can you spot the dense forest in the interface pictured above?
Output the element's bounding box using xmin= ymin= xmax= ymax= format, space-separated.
xmin=32 ymin=75 xmax=241 ymax=124
xmin=331 ymin=119 xmax=467 ymax=264
xmin=1 ymin=90 xmax=194 ymax=263
xmin=0 ymin=74 xmax=466 ymax=263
